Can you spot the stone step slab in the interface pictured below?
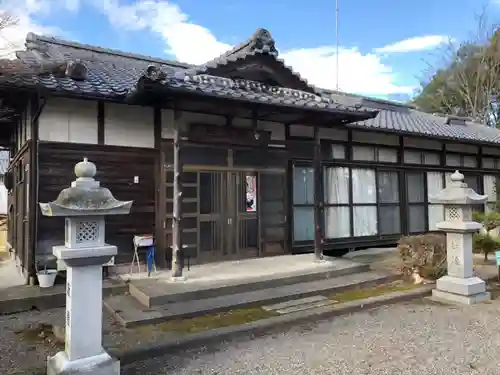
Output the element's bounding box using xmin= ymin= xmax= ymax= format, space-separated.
xmin=105 ymin=271 xmax=397 ymax=327
xmin=275 ymin=299 xmax=336 ymax=315
xmin=262 ymin=295 xmax=328 ymax=311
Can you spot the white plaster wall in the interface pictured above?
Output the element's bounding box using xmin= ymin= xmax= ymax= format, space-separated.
xmin=39 ymin=98 xmax=98 ymax=144
xmin=105 ymin=103 xmax=154 ymax=148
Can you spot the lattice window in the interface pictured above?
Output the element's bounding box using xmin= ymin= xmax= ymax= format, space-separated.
xmin=76 ymin=221 xmax=99 ymax=243
xmin=446 ymin=206 xmax=461 ymax=221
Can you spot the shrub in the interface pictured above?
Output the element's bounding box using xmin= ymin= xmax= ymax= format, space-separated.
xmin=472 ymin=232 xmax=500 ymax=262
xmin=473 ymin=211 xmax=500 ymax=232
xmin=397 ymin=233 xmax=447 ymax=280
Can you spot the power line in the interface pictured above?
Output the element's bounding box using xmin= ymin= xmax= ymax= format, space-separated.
xmin=335 ymin=0 xmax=339 ymax=91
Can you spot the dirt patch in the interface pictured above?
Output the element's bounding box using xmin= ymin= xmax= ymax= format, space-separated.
xmin=329 ymin=280 xmax=419 ymax=303
xmin=14 ymin=323 xmax=65 ymax=351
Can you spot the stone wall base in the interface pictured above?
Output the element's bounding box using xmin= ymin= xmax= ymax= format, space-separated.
xmin=47 ymin=351 xmax=120 ymax=375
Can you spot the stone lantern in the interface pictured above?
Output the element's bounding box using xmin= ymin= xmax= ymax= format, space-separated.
xmin=429 ymin=170 xmax=490 ymax=305
xmin=39 ymin=158 xmax=133 ymax=375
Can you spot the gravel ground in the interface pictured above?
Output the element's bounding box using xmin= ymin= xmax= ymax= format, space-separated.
xmin=0 ymin=307 xmax=174 ymax=375
xmin=122 ymin=299 xmax=500 ymax=375
xmin=4 ymin=297 xmax=500 ymax=374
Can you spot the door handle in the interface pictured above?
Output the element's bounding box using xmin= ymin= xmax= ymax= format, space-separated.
xmin=228 ymin=218 xmax=233 ymax=225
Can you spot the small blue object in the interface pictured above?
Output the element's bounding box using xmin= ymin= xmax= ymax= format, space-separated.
xmin=495 ymin=251 xmax=500 ymax=266
xmin=147 ymin=245 xmax=156 ymax=275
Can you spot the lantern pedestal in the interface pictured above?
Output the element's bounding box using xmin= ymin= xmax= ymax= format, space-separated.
xmin=429 ymin=170 xmax=491 ymax=305
xmin=47 ymin=247 xmax=120 ymax=375
xmin=39 ymin=157 xmax=133 ymax=375
xmin=433 ymin=276 xmax=490 ymax=305
xmin=47 ymin=347 xmax=119 ymax=375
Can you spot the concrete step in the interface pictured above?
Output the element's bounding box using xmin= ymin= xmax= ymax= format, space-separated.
xmin=128 ymin=259 xmax=370 ymax=307
xmin=104 ymin=271 xmax=397 ymax=327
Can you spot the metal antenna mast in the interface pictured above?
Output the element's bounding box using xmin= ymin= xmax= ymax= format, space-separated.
xmin=335 ymin=0 xmax=340 ymax=91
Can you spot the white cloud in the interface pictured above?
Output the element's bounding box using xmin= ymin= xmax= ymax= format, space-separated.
xmin=374 ymin=35 xmax=450 ymax=54
xmin=0 ymin=0 xmax=419 ymax=95
xmin=93 ymin=0 xmax=414 ymax=95
xmin=0 ymin=0 xmax=66 ymax=58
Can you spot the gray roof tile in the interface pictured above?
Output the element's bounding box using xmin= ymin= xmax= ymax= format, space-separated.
xmin=187 ymin=29 xmax=315 ymax=94
xmin=325 ymin=91 xmax=500 ymax=144
xmin=0 ymin=32 xmax=377 ymax=117
xmin=2 ymin=31 xmax=500 ymax=145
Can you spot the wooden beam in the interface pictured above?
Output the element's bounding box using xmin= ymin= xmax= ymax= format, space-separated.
xmin=28 ymin=94 xmax=43 ymax=285
xmin=313 ymin=125 xmax=323 ymax=261
xmin=171 ymin=107 xmax=184 ymax=278
xmin=97 ymin=101 xmax=104 ymax=145
xmin=154 ymin=107 xmax=166 ymax=268
xmin=154 ymin=107 xmax=162 ymax=148
xmin=224 ymin=115 xmax=233 ymax=128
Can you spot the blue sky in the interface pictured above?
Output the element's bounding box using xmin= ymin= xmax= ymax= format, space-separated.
xmin=3 ymin=0 xmax=497 ymax=100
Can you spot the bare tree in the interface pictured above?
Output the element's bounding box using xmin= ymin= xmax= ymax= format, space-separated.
xmin=0 ymin=9 xmax=18 ymax=58
xmin=414 ymin=6 xmax=500 ymax=125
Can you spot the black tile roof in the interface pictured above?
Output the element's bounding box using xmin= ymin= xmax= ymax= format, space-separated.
xmin=1 ymin=29 xmax=500 ymax=145
xmin=325 ymin=91 xmax=500 ymax=144
xmin=0 ymin=31 xmax=376 ymax=118
xmin=186 ymin=28 xmax=316 ymax=94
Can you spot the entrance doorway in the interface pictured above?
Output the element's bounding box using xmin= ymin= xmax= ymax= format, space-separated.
xmin=162 ymin=142 xmax=288 ymax=265
xmin=198 ymin=170 xmax=259 ymax=262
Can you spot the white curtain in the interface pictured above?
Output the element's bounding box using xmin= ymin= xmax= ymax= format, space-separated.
xmin=324 ymin=167 xmax=349 ymax=204
xmin=352 ymin=169 xmax=376 ymax=203
xmin=325 ymin=207 xmax=350 ymax=238
xmin=353 ymin=206 xmax=377 ymax=236
xmin=352 ymin=169 xmax=377 ymax=236
xmin=427 ymin=172 xmax=444 ymax=230
xmin=324 ymin=167 xmax=350 ymax=238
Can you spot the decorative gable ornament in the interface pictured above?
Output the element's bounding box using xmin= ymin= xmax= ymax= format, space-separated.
xmin=250 ymin=28 xmax=278 ymax=56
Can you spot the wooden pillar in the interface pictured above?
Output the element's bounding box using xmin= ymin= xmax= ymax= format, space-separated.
xmin=171 ymin=108 xmax=184 ymax=278
xmin=154 ymin=107 xmax=167 ymax=269
xmin=313 ymin=125 xmax=323 ymax=261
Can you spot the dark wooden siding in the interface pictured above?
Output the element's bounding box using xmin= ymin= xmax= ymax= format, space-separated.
xmin=37 ymin=142 xmax=158 ymax=264
xmin=7 ymin=141 xmax=32 ymax=281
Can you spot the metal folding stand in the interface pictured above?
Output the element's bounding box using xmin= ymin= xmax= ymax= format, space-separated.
xmin=130 ymin=234 xmax=155 ymax=275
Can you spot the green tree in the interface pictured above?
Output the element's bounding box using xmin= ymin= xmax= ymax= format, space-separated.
xmin=413 ymin=9 xmax=500 ymax=125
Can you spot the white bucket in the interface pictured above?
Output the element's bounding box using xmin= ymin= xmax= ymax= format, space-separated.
xmin=37 ymin=270 xmax=57 ymax=288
